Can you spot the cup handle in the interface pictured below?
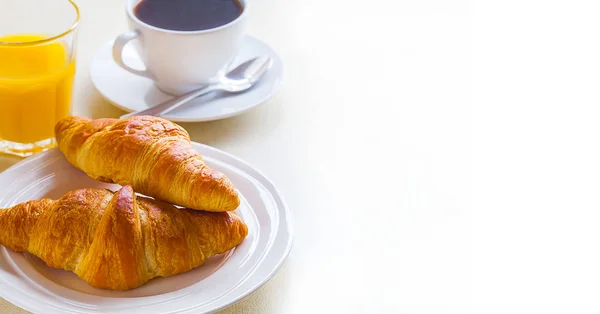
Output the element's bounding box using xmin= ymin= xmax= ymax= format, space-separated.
xmin=112 ymin=30 xmax=154 ymax=79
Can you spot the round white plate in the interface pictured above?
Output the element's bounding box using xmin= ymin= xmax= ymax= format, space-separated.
xmin=90 ymin=35 xmax=283 ymax=122
xmin=0 ymin=143 xmax=293 ymax=314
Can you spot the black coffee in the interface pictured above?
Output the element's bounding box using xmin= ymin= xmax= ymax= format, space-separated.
xmin=134 ymin=0 xmax=243 ymax=31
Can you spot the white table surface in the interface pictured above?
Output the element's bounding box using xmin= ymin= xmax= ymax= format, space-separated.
xmin=6 ymin=0 xmax=600 ymax=313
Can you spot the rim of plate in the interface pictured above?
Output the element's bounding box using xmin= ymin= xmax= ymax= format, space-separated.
xmin=0 ymin=142 xmax=294 ymax=313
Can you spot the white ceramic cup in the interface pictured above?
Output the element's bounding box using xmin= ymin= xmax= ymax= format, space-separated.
xmin=112 ymin=0 xmax=247 ymax=95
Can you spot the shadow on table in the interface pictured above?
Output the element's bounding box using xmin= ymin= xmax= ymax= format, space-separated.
xmin=216 ymin=261 xmax=292 ymax=314
xmin=0 ymin=154 xmax=22 ymax=172
xmin=178 ymin=91 xmax=285 ymax=147
xmin=85 ymin=87 xmax=127 ymax=119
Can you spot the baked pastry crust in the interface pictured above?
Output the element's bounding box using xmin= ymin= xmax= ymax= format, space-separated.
xmin=55 ymin=116 xmax=240 ymax=212
xmin=0 ymin=186 xmax=248 ymax=290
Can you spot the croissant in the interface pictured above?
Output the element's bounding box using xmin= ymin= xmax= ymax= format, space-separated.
xmin=0 ymin=186 xmax=248 ymax=290
xmin=55 ymin=116 xmax=240 ymax=212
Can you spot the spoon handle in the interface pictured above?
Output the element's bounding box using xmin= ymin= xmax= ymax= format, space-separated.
xmin=120 ymin=85 xmax=217 ymax=119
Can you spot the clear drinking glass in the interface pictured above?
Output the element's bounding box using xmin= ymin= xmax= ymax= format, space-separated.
xmin=0 ymin=0 xmax=79 ymax=157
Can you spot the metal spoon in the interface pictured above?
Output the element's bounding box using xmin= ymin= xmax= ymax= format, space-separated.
xmin=120 ymin=56 xmax=272 ymax=118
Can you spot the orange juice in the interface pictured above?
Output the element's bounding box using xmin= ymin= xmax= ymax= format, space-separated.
xmin=0 ymin=34 xmax=75 ymax=148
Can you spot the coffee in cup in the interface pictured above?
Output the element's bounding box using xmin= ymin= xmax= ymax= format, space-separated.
xmin=112 ymin=0 xmax=248 ymax=95
xmin=134 ymin=0 xmax=243 ymax=31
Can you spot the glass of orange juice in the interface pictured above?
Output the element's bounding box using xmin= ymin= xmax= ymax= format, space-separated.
xmin=0 ymin=0 xmax=79 ymax=156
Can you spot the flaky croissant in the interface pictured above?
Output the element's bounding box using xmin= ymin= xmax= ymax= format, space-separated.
xmin=55 ymin=116 xmax=239 ymax=212
xmin=0 ymin=186 xmax=248 ymax=290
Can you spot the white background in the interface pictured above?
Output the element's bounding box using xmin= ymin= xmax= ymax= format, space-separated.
xmin=473 ymin=0 xmax=600 ymax=313
xmin=1 ymin=0 xmax=600 ymax=313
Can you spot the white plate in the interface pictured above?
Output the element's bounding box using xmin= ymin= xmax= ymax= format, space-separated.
xmin=90 ymin=35 xmax=284 ymax=122
xmin=0 ymin=143 xmax=293 ymax=314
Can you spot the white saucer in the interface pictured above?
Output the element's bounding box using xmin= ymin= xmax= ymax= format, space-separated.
xmin=0 ymin=143 xmax=293 ymax=313
xmin=91 ymin=35 xmax=283 ymax=122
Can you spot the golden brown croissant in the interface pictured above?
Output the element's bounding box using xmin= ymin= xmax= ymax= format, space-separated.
xmin=55 ymin=116 xmax=240 ymax=212
xmin=0 ymin=186 xmax=248 ymax=290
